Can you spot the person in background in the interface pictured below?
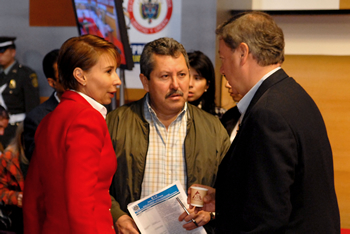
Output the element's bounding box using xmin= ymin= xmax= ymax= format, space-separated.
xmin=220 ymin=81 xmax=243 ymax=142
xmin=0 ymin=106 xmax=9 ymax=153
xmin=23 ymin=35 xmax=121 ymax=233
xmin=107 ymin=37 xmax=230 ymax=234
xmin=0 ymin=37 xmax=40 ymax=149
xmin=0 ymin=122 xmax=25 ymax=234
xmin=189 ymin=11 xmax=340 ymax=233
xmin=187 ymin=51 xmax=225 ymax=118
xmin=22 ymin=49 xmax=65 ymax=178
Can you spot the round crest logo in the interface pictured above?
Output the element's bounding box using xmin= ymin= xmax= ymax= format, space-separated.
xmin=127 ymin=0 xmax=173 ymax=34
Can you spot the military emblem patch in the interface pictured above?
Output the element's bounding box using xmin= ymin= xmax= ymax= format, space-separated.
xmin=30 ymin=73 xmax=39 ymax=88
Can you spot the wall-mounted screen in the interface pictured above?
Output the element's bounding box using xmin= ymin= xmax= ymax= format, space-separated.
xmin=72 ymin=0 xmax=134 ymax=70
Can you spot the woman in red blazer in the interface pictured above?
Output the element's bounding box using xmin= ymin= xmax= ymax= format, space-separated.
xmin=23 ymin=35 xmax=121 ymax=233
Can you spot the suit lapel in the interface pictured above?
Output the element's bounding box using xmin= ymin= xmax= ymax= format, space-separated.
xmin=243 ymin=69 xmax=289 ymax=125
xmin=225 ymin=69 xmax=289 ymax=163
xmin=220 ymin=69 xmax=291 ymax=170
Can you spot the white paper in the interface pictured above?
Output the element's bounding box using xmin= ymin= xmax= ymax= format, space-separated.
xmin=127 ymin=181 xmax=207 ymax=234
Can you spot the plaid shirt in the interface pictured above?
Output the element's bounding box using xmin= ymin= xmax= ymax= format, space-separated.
xmin=140 ymin=95 xmax=187 ymax=198
xmin=0 ymin=147 xmax=24 ymax=206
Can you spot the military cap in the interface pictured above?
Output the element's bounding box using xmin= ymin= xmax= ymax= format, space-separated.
xmin=0 ymin=37 xmax=16 ymax=53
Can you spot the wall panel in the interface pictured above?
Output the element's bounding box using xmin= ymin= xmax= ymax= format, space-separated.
xmin=30 ymin=0 xmax=76 ymax=26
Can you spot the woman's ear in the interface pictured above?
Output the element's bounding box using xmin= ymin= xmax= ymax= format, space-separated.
xmin=205 ymin=81 xmax=210 ymax=91
xmin=73 ymin=67 xmax=86 ymax=86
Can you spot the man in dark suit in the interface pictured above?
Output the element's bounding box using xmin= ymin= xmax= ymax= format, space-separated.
xmin=22 ymin=49 xmax=64 ymax=177
xmin=189 ymin=11 xmax=340 ymax=233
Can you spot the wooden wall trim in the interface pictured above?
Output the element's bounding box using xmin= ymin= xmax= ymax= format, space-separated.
xmin=115 ymin=88 xmax=146 ymax=106
xmin=340 ymin=0 xmax=350 ymax=9
xmin=30 ymin=0 xmax=76 ymax=26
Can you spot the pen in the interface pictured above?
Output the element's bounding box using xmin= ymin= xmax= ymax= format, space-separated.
xmin=176 ymin=197 xmax=198 ymax=227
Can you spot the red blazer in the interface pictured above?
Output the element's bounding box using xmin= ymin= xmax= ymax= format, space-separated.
xmin=23 ymin=91 xmax=117 ymax=234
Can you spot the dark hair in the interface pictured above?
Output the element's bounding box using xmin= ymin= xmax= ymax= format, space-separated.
xmin=58 ymin=34 xmax=121 ymax=90
xmin=216 ymin=11 xmax=284 ymax=66
xmin=0 ymin=105 xmax=9 ymax=120
xmin=42 ymin=49 xmax=59 ymax=79
xmin=187 ymin=51 xmax=216 ymax=115
xmin=140 ymin=37 xmax=189 ymax=80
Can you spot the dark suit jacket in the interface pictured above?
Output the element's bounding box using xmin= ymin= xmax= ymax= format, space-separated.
xmin=23 ymin=91 xmax=117 ymax=233
xmin=220 ymin=105 xmax=240 ymax=136
xmin=23 ymin=92 xmax=59 ymax=162
xmin=215 ymin=69 xmax=340 ymax=233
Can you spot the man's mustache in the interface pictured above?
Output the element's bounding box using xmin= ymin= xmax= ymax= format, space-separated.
xmin=165 ymin=90 xmax=184 ymax=99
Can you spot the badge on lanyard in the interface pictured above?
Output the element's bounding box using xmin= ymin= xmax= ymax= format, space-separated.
xmin=9 ymin=79 xmax=16 ymax=89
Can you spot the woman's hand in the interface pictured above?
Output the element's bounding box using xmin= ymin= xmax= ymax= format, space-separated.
xmin=17 ymin=192 xmax=23 ymax=208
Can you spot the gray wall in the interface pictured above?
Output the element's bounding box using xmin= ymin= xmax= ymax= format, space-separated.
xmin=1 ymin=0 xmax=79 ymax=97
xmin=0 ymin=0 xmax=216 ymax=97
xmin=181 ymin=0 xmax=217 ymax=65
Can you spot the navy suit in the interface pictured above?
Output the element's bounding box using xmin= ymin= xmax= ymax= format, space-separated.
xmin=22 ymin=92 xmax=59 ymax=177
xmin=215 ymin=69 xmax=340 ymax=233
xmin=220 ymin=105 xmax=240 ymax=137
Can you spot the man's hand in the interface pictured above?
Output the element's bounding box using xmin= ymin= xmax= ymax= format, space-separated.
xmin=115 ymin=215 xmax=139 ymax=234
xmin=17 ymin=193 xmax=23 ymax=208
xmin=178 ymin=207 xmax=211 ymax=230
xmin=187 ymin=184 xmax=216 ymax=213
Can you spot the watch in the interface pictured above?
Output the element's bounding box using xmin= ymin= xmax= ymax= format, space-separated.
xmin=210 ymin=212 xmax=216 ymax=221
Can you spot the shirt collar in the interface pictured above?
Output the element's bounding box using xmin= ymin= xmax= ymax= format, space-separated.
xmin=54 ymin=91 xmax=61 ymax=103
xmin=1 ymin=61 xmax=16 ymax=75
xmin=71 ymin=90 xmax=107 ymax=119
xmin=237 ymin=67 xmax=281 ymax=118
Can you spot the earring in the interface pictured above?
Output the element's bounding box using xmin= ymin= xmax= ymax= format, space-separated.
xmin=205 ymin=89 xmax=207 ymax=92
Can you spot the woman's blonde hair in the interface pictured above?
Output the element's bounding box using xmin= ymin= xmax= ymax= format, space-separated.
xmin=6 ymin=122 xmax=27 ymax=165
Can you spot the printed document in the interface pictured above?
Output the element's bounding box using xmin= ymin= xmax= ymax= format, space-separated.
xmin=127 ymin=181 xmax=207 ymax=234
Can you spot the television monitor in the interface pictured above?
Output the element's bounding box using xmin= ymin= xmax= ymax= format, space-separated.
xmin=72 ymin=0 xmax=134 ymax=70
